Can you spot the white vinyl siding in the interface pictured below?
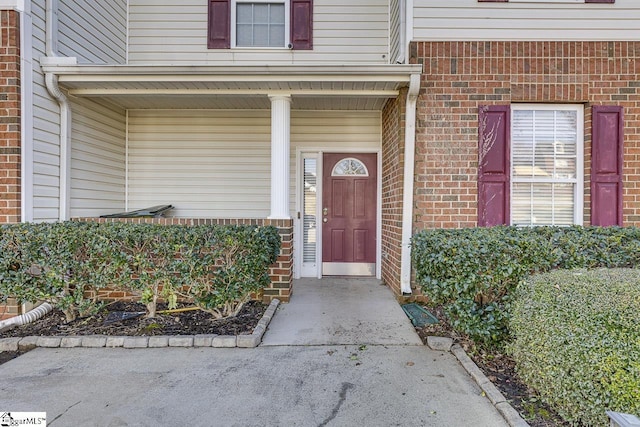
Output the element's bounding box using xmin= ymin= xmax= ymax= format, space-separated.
xmin=70 ymin=99 xmax=126 ymax=218
xmin=389 ymin=0 xmax=400 ymax=63
xmin=58 ymin=1 xmax=127 ymax=64
xmin=413 ymin=0 xmax=640 ymax=41
xmin=127 ymin=110 xmax=380 ymax=218
xmin=32 ymin=2 xmax=61 ymax=221
xmin=30 ymin=1 xmax=128 ymax=222
xmin=128 ymin=0 xmax=389 ymax=64
xmin=511 ymin=105 xmax=583 ymax=226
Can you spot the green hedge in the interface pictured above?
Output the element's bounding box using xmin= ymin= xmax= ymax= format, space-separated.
xmin=411 ymin=226 xmax=640 ymax=347
xmin=508 ymin=269 xmax=640 ymax=426
xmin=0 ymin=222 xmax=281 ymax=321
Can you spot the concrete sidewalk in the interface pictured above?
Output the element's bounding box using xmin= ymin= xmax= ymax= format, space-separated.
xmin=262 ymin=278 xmax=423 ymax=346
xmin=0 ymin=278 xmax=509 ymax=426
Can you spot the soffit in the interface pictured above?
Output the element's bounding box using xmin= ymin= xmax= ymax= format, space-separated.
xmin=44 ymin=64 xmax=422 ymax=110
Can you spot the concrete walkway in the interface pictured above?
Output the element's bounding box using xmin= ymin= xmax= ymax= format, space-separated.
xmin=262 ymin=278 xmax=423 ymax=346
xmin=0 ymin=278 xmax=509 ymax=426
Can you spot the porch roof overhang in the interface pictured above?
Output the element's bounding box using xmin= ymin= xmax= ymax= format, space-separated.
xmin=41 ymin=62 xmax=424 ymax=110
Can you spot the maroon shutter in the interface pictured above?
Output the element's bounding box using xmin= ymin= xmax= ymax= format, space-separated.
xmin=591 ymin=106 xmax=624 ymax=226
xmin=208 ymin=0 xmax=230 ymax=49
xmin=478 ymin=105 xmax=510 ymax=227
xmin=291 ymin=0 xmax=313 ymax=50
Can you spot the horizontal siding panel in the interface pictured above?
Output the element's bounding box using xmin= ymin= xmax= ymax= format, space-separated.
xmin=413 ymin=0 xmax=640 ymax=41
xmin=128 ymin=0 xmax=389 ymax=64
xmin=70 ymin=98 xmax=127 ymax=218
xmin=128 ymin=110 xmax=271 ymax=218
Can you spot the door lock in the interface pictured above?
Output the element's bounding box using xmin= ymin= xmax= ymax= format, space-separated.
xmin=323 ymin=207 xmax=328 ymax=216
xmin=323 ymin=217 xmax=328 ymax=223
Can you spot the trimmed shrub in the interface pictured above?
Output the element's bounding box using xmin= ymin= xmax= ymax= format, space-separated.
xmin=0 ymin=222 xmax=281 ymax=320
xmin=508 ymin=268 xmax=640 ymax=426
xmin=183 ymin=225 xmax=281 ymax=317
xmin=411 ymin=226 xmax=640 ymax=347
xmin=0 ymin=222 xmax=127 ymax=321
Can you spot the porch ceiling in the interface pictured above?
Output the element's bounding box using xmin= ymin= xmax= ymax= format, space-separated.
xmin=43 ymin=64 xmax=423 ymax=110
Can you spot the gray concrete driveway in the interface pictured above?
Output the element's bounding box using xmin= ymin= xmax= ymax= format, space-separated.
xmin=1 ymin=345 xmax=506 ymax=427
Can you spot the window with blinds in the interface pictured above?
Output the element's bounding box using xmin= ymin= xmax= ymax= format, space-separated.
xmin=302 ymin=158 xmax=317 ymax=265
xmin=511 ymin=105 xmax=583 ymax=226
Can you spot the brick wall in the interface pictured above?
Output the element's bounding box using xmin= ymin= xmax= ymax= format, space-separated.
xmin=0 ymin=10 xmax=21 ymax=319
xmin=411 ymin=41 xmax=640 ymax=229
xmin=0 ymin=10 xmax=20 ymax=224
xmin=74 ymin=217 xmax=294 ymax=303
xmin=381 ymin=92 xmax=405 ymax=295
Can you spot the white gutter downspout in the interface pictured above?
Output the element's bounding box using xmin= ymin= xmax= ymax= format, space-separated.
xmin=400 ymin=72 xmax=421 ymax=295
xmin=44 ymin=0 xmax=73 ymax=221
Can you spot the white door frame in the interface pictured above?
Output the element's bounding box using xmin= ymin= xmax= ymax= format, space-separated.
xmin=294 ymin=148 xmax=382 ymax=280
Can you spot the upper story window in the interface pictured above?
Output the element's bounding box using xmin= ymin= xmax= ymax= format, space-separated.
xmin=235 ymin=1 xmax=287 ymax=48
xmin=208 ymin=0 xmax=313 ymax=50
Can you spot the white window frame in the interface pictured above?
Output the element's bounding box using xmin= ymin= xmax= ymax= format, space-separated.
xmin=231 ymin=0 xmax=290 ymax=49
xmin=510 ymin=104 xmax=584 ymax=226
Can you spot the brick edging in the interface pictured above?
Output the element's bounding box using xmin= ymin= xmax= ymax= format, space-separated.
xmin=0 ymin=299 xmax=280 ymax=352
xmin=426 ymin=336 xmax=530 ymax=427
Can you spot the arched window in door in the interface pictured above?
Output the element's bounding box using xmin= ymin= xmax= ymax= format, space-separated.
xmin=331 ymin=158 xmax=369 ymax=176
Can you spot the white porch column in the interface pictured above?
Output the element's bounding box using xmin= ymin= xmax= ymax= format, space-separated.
xmin=268 ymin=94 xmax=292 ymax=219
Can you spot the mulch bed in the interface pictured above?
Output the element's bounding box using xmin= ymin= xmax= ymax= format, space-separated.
xmin=415 ymin=305 xmax=568 ymax=427
xmin=0 ymin=300 xmax=266 ymax=339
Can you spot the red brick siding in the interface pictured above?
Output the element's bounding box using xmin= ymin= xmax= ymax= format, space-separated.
xmin=381 ymin=93 xmax=405 ymax=295
xmin=0 ymin=10 xmax=21 ymax=318
xmin=74 ymin=217 xmax=294 ymax=303
xmin=410 ymin=41 xmax=640 ymax=229
xmin=0 ymin=10 xmax=20 ymax=225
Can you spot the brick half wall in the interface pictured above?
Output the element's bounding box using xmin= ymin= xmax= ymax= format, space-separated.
xmin=411 ymin=41 xmax=640 ymax=229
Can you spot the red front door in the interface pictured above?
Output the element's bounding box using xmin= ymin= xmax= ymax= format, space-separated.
xmin=322 ymin=153 xmax=377 ymax=276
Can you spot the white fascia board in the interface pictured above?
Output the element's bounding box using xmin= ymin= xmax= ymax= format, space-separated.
xmin=43 ymin=64 xmax=424 ymax=79
xmin=66 ymin=89 xmax=402 ymax=97
xmin=0 ymin=0 xmax=24 ymax=11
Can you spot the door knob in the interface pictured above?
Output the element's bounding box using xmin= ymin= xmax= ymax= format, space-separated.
xmin=323 ymin=218 xmax=328 ymax=223
xmin=323 ymin=207 xmax=328 ymax=216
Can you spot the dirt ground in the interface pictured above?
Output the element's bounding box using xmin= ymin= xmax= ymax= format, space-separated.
xmin=0 ymin=300 xmax=266 ymax=339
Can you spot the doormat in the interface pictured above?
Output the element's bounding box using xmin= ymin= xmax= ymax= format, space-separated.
xmin=401 ymin=303 xmax=439 ymax=327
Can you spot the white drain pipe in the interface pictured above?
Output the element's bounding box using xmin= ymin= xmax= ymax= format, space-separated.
xmin=0 ymin=303 xmax=53 ymax=333
xmin=400 ymin=73 xmax=421 ymax=294
xmin=44 ymin=0 xmax=72 ymax=221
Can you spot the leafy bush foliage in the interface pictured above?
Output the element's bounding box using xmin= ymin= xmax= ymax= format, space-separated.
xmin=184 ymin=225 xmax=280 ymax=317
xmin=411 ymin=226 xmax=640 ymax=347
xmin=508 ymin=269 xmax=640 ymax=426
xmin=0 ymin=222 xmax=127 ymax=321
xmin=0 ymin=222 xmax=281 ymax=320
